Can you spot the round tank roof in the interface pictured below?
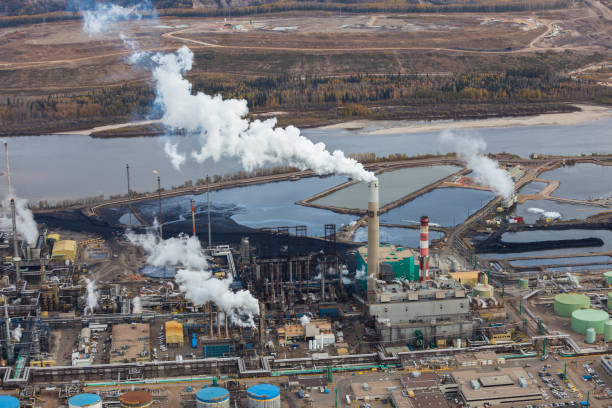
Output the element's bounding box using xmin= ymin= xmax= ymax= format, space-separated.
xmin=0 ymin=396 xmax=19 ymax=408
xmin=119 ymin=390 xmax=152 ymax=404
xmin=69 ymin=394 xmax=101 ymax=406
xmin=196 ymin=387 xmax=229 ymax=403
xmin=572 ymin=308 xmax=609 ymax=322
xmin=555 ymin=293 xmax=589 ymax=305
xmin=604 ymin=271 xmax=612 ymax=277
xmin=247 ymin=384 xmax=280 ymax=400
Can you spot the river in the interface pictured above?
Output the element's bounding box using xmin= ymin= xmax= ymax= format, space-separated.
xmin=3 ymin=116 xmax=611 ymax=202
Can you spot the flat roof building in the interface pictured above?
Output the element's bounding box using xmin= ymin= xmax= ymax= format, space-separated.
xmin=452 ymin=367 xmax=541 ymax=407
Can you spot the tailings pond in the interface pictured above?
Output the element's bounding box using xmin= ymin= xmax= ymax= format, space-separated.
xmin=311 ymin=165 xmax=461 ymax=209
xmin=353 ymin=226 xmax=444 ymax=247
xmin=541 ymin=163 xmax=612 ymax=200
xmin=511 ymin=199 xmax=603 ymax=224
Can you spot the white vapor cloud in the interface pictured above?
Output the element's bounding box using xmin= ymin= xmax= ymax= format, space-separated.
xmin=439 ymin=130 xmax=514 ymax=199
xmin=82 ymin=3 xmax=146 ymax=36
xmin=0 ymin=197 xmax=38 ymax=245
xmin=528 ymin=207 xmax=561 ymax=219
xmin=126 ymin=232 xmax=259 ymax=326
xmin=150 ymin=47 xmax=376 ymax=182
xmin=132 ymin=296 xmax=143 ymax=314
xmin=85 ymin=278 xmax=98 ymax=314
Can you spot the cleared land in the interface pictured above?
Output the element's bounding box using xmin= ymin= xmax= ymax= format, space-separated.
xmin=0 ymin=5 xmax=610 ymax=134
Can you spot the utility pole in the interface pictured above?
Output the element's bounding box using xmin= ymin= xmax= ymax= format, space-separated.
xmin=207 ymin=174 xmax=212 ymax=248
xmin=126 ymin=164 xmax=132 ymax=224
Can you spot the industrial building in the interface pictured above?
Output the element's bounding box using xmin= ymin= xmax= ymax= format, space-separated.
xmin=165 ymin=321 xmax=184 ymax=347
xmin=51 ymin=240 xmax=77 ymax=262
xmin=452 ymin=367 xmax=541 ymax=407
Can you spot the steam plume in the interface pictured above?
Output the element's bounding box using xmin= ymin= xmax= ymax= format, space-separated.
xmin=300 ymin=314 xmax=311 ymax=326
xmin=126 ymin=232 xmax=259 ymax=325
xmin=82 ymin=2 xmax=149 ymax=36
xmin=85 ymin=278 xmax=98 ymax=314
xmin=0 ymin=197 xmax=38 ymax=245
xmin=11 ymin=325 xmax=22 ymax=342
xmin=439 ymin=130 xmax=513 ymax=199
xmin=132 ymin=296 xmax=143 ymax=314
xmin=528 ymin=207 xmax=561 ymax=219
xmin=151 ymin=47 xmax=376 ymax=182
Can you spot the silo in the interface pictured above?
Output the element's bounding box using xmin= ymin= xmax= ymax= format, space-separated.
xmin=571 ymin=308 xmax=609 ymax=334
xmin=604 ymin=271 xmax=612 ymax=285
xmin=586 ymin=327 xmax=597 ymax=344
xmin=554 ymin=293 xmax=590 ymax=317
xmin=196 ymin=387 xmax=230 ymax=408
xmin=605 ymin=320 xmax=612 ymax=341
xmin=473 ymin=284 xmax=494 ymax=298
xmin=0 ymin=396 xmax=19 ymax=408
xmin=247 ymin=384 xmax=280 ymax=408
xmin=519 ymin=279 xmax=529 ymax=289
xmin=69 ymin=394 xmax=102 ymax=408
xmin=119 ymin=391 xmax=153 ymax=408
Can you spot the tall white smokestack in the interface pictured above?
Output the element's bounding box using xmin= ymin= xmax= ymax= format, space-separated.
xmin=367 ymin=180 xmax=379 ymax=303
xmin=419 ymin=215 xmax=429 ymax=281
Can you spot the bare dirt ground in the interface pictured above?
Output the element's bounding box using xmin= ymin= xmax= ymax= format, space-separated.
xmin=0 ymin=6 xmax=610 ymax=95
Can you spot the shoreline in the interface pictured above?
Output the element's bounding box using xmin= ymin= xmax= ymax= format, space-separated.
xmin=320 ymin=104 xmax=612 ymax=135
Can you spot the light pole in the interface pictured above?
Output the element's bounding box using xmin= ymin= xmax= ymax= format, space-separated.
xmin=153 ymin=170 xmax=162 ymax=238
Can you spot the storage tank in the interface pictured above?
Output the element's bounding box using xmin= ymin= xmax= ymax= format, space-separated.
xmin=571 ymin=308 xmax=610 ymax=334
xmin=69 ymin=394 xmax=102 ymax=408
xmin=247 ymin=384 xmax=280 ymax=408
xmin=519 ymin=279 xmax=529 ymax=289
xmin=119 ymin=391 xmax=153 ymax=408
xmin=586 ymin=327 xmax=597 ymax=344
xmin=605 ymin=320 xmax=612 ymax=341
xmin=604 ymin=271 xmax=612 ymax=285
xmin=0 ymin=396 xmax=19 ymax=408
xmin=473 ymin=283 xmax=494 ymax=298
xmin=554 ymin=293 xmax=590 ymax=317
xmin=608 ymin=292 xmax=612 ymax=310
xmin=196 ymin=387 xmax=230 ymax=408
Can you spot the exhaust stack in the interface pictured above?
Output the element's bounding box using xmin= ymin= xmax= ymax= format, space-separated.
xmin=367 ymin=180 xmax=379 ymax=303
xmin=419 ymin=215 xmax=429 ymax=281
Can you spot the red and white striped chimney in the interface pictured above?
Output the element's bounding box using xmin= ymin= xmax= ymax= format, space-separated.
xmin=419 ymin=215 xmax=429 ymax=281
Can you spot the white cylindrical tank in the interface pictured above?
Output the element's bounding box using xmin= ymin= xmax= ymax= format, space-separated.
xmin=69 ymin=393 xmax=102 ymax=408
xmin=196 ymin=387 xmax=230 ymax=408
xmin=247 ymin=384 xmax=280 ymax=408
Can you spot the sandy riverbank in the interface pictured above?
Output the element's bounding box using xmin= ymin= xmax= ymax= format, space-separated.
xmin=55 ymin=119 xmax=163 ymax=136
xmin=322 ymin=104 xmax=612 ymax=135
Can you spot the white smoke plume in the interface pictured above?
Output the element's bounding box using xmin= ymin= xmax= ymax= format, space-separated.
xmin=342 ymin=277 xmax=353 ymax=285
xmin=150 ymin=47 xmax=376 ymax=182
xmin=82 ymin=2 xmax=147 ymax=36
xmin=0 ymin=196 xmax=39 ymax=245
xmin=439 ymin=130 xmax=514 ymax=199
xmin=126 ymin=232 xmax=259 ymax=326
xmin=355 ymin=266 xmax=366 ymax=280
xmin=132 ymin=296 xmax=143 ymax=314
xmin=11 ymin=325 xmax=22 ymax=342
xmin=528 ymin=207 xmax=561 ymax=219
xmin=85 ymin=278 xmax=98 ymax=314
xmin=300 ymin=314 xmax=312 ymax=326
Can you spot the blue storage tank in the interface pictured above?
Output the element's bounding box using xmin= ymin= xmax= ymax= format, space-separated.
xmin=0 ymin=396 xmax=19 ymax=408
xmin=247 ymin=384 xmax=280 ymax=408
xmin=192 ymin=333 xmax=198 ymax=349
xmin=196 ymin=387 xmax=230 ymax=408
xmin=68 ymin=393 xmax=102 ymax=408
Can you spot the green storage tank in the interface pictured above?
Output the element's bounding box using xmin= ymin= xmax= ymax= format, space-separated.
xmin=608 ymin=292 xmax=612 ymax=310
xmin=604 ymin=320 xmax=612 ymax=342
xmin=519 ymin=278 xmax=529 ymax=289
xmin=571 ymin=308 xmax=609 ymax=334
xmin=554 ymin=293 xmax=590 ymax=317
xmin=586 ymin=327 xmax=597 ymax=344
xmin=604 ymin=271 xmax=612 ymax=285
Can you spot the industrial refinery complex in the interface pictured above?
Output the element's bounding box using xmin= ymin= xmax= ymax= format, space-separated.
xmin=0 ymin=136 xmax=610 ymax=408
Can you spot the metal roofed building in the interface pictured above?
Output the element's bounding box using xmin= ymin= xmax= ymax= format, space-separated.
xmin=368 ymin=279 xmax=473 ymax=344
xmin=452 ymin=367 xmax=541 ymax=407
